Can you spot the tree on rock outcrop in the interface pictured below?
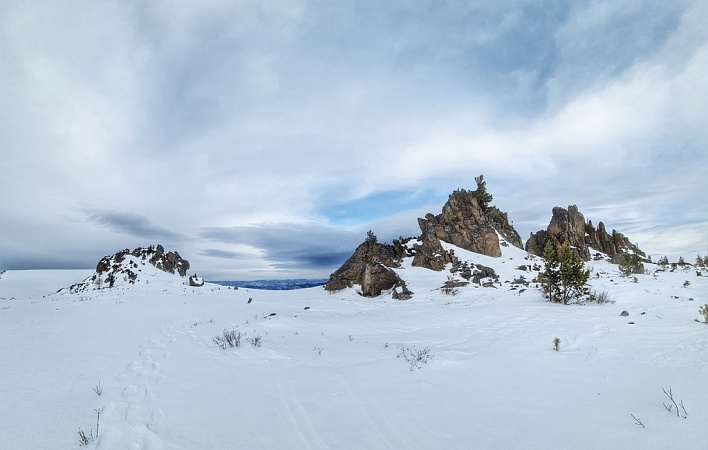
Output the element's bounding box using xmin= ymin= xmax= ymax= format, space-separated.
xmin=472 ymin=175 xmax=493 ymax=211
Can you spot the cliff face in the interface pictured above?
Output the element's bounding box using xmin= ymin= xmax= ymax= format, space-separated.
xmin=525 ymin=206 xmax=645 ymax=260
xmin=415 ymin=189 xmax=522 ymax=262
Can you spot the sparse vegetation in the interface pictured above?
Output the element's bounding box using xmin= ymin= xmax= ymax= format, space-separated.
xmin=683 ymin=280 xmax=691 ymax=288
xmin=587 ymin=290 xmax=614 ymax=305
xmin=77 ymin=428 xmax=91 ymax=446
xmin=619 ymin=252 xmax=643 ymax=277
xmin=94 ymin=407 xmax=104 ymax=439
xmin=631 ymin=414 xmax=645 ymax=428
xmin=662 ymin=386 xmax=687 ymax=418
xmin=93 ymin=380 xmax=103 ymax=396
xmin=553 ymin=337 xmax=560 ymax=351
xmin=699 ymin=304 xmax=708 ymax=324
xmin=213 ymin=327 xmax=243 ymax=349
xmin=397 ymin=345 xmax=433 ymax=371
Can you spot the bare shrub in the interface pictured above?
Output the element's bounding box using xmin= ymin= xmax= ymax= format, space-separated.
xmin=250 ymin=335 xmax=262 ymax=348
xmin=77 ymin=428 xmax=91 ymax=446
xmin=587 ymin=290 xmax=615 ymax=305
xmin=662 ymin=386 xmax=687 ymax=418
xmin=397 ymin=345 xmax=433 ymax=371
xmin=213 ymin=327 xmax=242 ymax=349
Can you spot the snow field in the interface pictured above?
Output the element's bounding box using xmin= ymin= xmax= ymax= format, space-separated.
xmin=1 ymin=245 xmax=707 ymax=449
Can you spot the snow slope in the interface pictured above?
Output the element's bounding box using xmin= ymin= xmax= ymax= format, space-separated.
xmin=1 ymin=245 xmax=707 ymax=449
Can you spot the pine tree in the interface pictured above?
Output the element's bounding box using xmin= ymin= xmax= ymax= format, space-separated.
xmin=472 ymin=175 xmax=493 ymax=211
xmin=539 ymin=240 xmax=589 ymax=304
xmin=619 ymin=252 xmax=642 ymax=277
xmin=539 ymin=240 xmax=561 ymax=303
xmin=557 ymin=244 xmax=590 ymax=304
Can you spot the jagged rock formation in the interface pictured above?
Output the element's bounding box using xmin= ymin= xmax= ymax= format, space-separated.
xmin=525 ymin=205 xmax=645 ymax=261
xmin=324 ymin=236 xmax=412 ymax=298
xmin=64 ymin=245 xmax=190 ymax=293
xmin=324 ymin=187 xmax=522 ymax=297
xmin=411 ymin=189 xmax=522 ymax=271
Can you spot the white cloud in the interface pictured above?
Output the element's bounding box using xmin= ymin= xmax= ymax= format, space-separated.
xmin=1 ymin=0 xmax=706 ymax=278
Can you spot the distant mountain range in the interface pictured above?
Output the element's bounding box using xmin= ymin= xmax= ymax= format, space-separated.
xmin=211 ymin=279 xmax=328 ymax=290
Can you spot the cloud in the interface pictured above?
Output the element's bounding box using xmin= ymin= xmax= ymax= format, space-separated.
xmin=199 ymin=249 xmax=253 ymax=260
xmin=1 ymin=1 xmax=706 ymax=278
xmin=87 ymin=211 xmax=184 ymax=242
xmin=200 ymin=221 xmax=362 ymax=272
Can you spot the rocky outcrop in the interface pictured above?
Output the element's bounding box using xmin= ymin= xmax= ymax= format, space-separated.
xmin=414 ymin=189 xmax=522 ymax=265
xmin=324 ymin=186 xmax=524 ymax=297
xmin=324 ymin=236 xmax=412 ymax=298
xmin=145 ymin=245 xmax=190 ymax=277
xmin=585 ymin=221 xmax=616 ymax=256
xmin=525 ymin=205 xmax=645 ymax=261
xmin=64 ymin=245 xmax=190 ymax=293
xmin=411 ymin=222 xmax=456 ymax=270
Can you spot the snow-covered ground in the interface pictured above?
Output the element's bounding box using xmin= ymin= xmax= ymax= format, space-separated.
xmin=1 ymin=245 xmax=706 ymax=449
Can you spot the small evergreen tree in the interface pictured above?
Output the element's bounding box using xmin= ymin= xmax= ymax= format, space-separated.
xmin=618 ymin=252 xmax=642 ymax=277
xmin=611 ymin=229 xmax=625 ymax=249
xmin=557 ymin=244 xmax=590 ymax=304
xmin=539 ymin=240 xmax=589 ymax=304
xmin=699 ymin=304 xmax=708 ymax=324
xmin=658 ymin=256 xmax=669 ymax=267
xmin=472 ymin=175 xmax=493 ymax=211
xmin=365 ymin=230 xmax=377 ymax=245
xmin=539 ymin=240 xmax=561 ymax=303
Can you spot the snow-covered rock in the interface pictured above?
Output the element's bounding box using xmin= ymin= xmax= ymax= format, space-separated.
xmin=62 ymin=245 xmax=190 ymax=293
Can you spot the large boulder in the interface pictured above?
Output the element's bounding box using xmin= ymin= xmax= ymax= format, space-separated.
xmin=324 ymin=235 xmax=410 ymax=297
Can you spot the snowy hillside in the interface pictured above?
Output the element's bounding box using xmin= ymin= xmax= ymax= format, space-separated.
xmin=1 ymin=244 xmax=707 ymax=449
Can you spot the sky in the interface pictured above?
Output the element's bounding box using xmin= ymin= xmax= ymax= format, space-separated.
xmin=1 ymin=0 xmax=707 ymax=280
